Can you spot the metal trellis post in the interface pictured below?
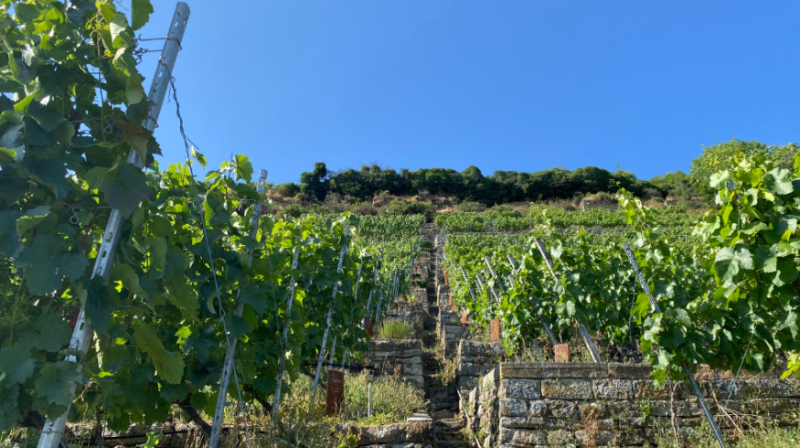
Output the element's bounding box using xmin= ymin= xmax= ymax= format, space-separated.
xmin=506 ymin=254 xmax=559 ymax=347
xmin=534 ymin=237 xmax=602 ymax=363
xmin=312 ymin=224 xmax=350 ymax=394
xmin=36 ymin=5 xmax=191 ymax=448
xmin=623 ymin=243 xmax=727 ymax=448
xmin=208 ymin=169 xmax=268 ymax=448
xmin=272 ymin=245 xmax=301 ymax=419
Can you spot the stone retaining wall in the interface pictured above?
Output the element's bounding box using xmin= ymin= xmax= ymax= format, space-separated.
xmin=457 ymin=341 xmax=503 ymax=409
xmin=363 ymin=340 xmax=425 ymax=390
xmin=439 ymin=308 xmax=468 ymax=359
xmin=353 ymin=421 xmax=434 ymax=448
xmin=463 ymin=362 xmax=800 ymax=447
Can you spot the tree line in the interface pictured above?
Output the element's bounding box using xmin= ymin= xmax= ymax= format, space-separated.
xmin=274 ymin=139 xmax=797 ymax=206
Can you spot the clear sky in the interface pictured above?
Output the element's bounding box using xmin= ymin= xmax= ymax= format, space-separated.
xmin=135 ymin=0 xmax=800 ymax=185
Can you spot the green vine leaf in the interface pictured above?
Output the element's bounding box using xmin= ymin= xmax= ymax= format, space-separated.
xmin=133 ymin=323 xmax=185 ymax=384
xmin=131 ymin=0 xmax=154 ymax=31
xmin=16 ymin=235 xmax=89 ymax=295
xmin=99 ymin=164 xmax=151 ymax=218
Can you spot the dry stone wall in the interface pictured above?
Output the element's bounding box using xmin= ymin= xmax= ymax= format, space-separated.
xmin=353 ymin=421 xmax=435 ymax=448
xmin=457 ymin=341 xmax=503 ymax=411
xmin=463 ymin=363 xmax=800 ymax=447
xmin=363 ymin=340 xmax=425 ymax=390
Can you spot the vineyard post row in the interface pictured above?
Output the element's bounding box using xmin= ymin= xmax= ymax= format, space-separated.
xmin=207 ymin=169 xmax=268 ymax=448
xmin=534 ymin=237 xmax=602 ymax=363
xmin=312 ymin=224 xmax=351 ymax=395
xmin=36 ymin=5 xmax=192 ymax=448
xmin=505 ymin=253 xmax=558 ymax=347
xmin=623 ymin=242 xmax=726 ymax=448
xmin=272 ymin=245 xmax=302 ymax=418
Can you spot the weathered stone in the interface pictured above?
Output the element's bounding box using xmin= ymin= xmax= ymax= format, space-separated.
xmin=746 ymin=379 xmax=800 ymax=398
xmin=747 ymin=398 xmax=799 ymax=414
xmin=545 ymin=399 xmax=578 ymax=419
xmin=700 ymin=380 xmax=748 ymax=400
xmin=578 ymin=402 xmax=608 ymax=419
xmin=444 ymin=324 xmax=466 ymax=334
xmin=355 ymin=422 xmax=434 ymax=445
xmin=458 ymin=363 xmax=486 ymax=377
xmin=459 ymin=340 xmax=499 ymax=358
xmin=500 ymin=398 xmax=529 ymax=417
xmin=608 ymin=363 xmax=652 ymax=379
xmin=546 ymin=429 xmax=575 ymax=445
xmin=632 ymin=379 xmax=690 ymax=400
xmin=396 ymin=356 xmax=422 ymax=365
xmin=541 ymin=379 xmax=593 ymax=400
xmin=500 ymin=379 xmax=542 ymax=400
xmin=401 ymin=375 xmax=424 ymax=389
xmin=649 ymin=400 xmax=701 ymax=417
xmin=458 ymin=375 xmax=479 ymax=390
xmin=528 ymin=400 xmax=548 ymax=417
xmin=501 ymin=363 xmax=607 ymax=380
xmin=575 ymin=429 xmax=614 ymax=447
xmin=403 ymin=364 xmax=423 ymax=376
xmin=397 ymin=348 xmax=422 ymax=358
xmin=593 ymin=379 xmax=633 ymax=400
xmin=499 ymin=427 xmax=546 ymax=446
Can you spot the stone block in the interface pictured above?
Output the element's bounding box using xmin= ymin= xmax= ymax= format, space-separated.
xmin=403 ymin=364 xmax=423 ymax=376
xmin=578 ymin=402 xmax=608 ymax=419
xmin=397 ymin=348 xmax=422 ymax=358
xmin=500 ymin=398 xmax=529 ymax=417
xmin=458 ymin=363 xmax=485 ymax=377
xmin=746 ymin=379 xmax=800 ymax=398
xmin=700 ymin=380 xmax=747 ymax=400
xmin=397 ymin=356 xmax=422 ymax=365
xmin=593 ymin=379 xmax=634 ymax=400
xmin=459 ymin=340 xmax=499 ymax=358
xmin=748 ymin=398 xmax=799 ymax=414
xmin=499 ymin=427 xmax=546 ymax=446
xmin=575 ymin=429 xmax=614 ymax=447
xmin=401 ymin=375 xmax=424 ymax=389
xmin=608 ymin=363 xmax=652 ymax=379
xmin=544 ymin=399 xmax=578 ymax=419
xmin=546 ymin=429 xmax=575 ymax=446
xmin=541 ymin=379 xmax=593 ymax=400
xmin=500 ymin=379 xmax=542 ymax=400
xmin=632 ymin=379 xmax=690 ymax=400
xmin=500 ymin=363 xmax=607 ymax=380
xmin=650 ymin=400 xmax=701 ymax=417
xmin=355 ymin=421 xmax=434 ymax=445
xmin=528 ymin=400 xmax=548 ymax=417
xmin=458 ymin=375 xmax=478 ymax=390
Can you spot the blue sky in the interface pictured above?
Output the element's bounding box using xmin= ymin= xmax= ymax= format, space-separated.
xmin=135 ymin=0 xmax=800 ymax=184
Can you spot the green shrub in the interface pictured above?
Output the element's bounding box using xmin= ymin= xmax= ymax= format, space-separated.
xmin=380 ymin=199 xmax=437 ymax=222
xmin=275 ymin=182 xmax=300 ymax=197
xmin=456 ymin=201 xmax=486 ymax=212
xmin=348 ymin=201 xmax=378 ymax=215
xmin=377 ymin=319 xmax=413 ymax=340
xmin=341 ymin=371 xmax=426 ymax=424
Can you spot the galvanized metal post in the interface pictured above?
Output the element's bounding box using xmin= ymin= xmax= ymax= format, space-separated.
xmin=312 ymin=224 xmax=350 ymax=394
xmin=623 ymin=243 xmax=727 ymax=448
xmin=272 ymin=245 xmax=301 ymax=419
xmin=534 ymin=237 xmax=602 ymax=363
xmin=484 ymin=256 xmax=505 ymax=292
xmin=365 ymin=255 xmax=381 ymax=314
xmin=460 ymin=266 xmax=477 ymax=303
xmin=506 ymin=254 xmax=559 ymax=347
xmin=36 ymin=5 xmax=191 ymax=448
xmin=208 ymin=170 xmax=268 ymax=448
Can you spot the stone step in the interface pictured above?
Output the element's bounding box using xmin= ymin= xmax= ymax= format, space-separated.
xmin=430 ymin=410 xmax=457 ymax=420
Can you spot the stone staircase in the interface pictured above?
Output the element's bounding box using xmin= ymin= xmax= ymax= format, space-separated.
xmin=419 ymin=227 xmax=470 ymax=448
